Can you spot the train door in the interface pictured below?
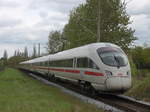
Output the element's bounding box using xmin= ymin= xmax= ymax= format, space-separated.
xmin=76 ymin=58 xmax=86 ymax=80
xmin=73 ymin=58 xmax=76 ymax=68
xmin=74 ymin=58 xmax=83 ymax=80
xmin=46 ymin=61 xmax=50 ymax=76
xmin=76 ymin=57 xmax=105 ymax=84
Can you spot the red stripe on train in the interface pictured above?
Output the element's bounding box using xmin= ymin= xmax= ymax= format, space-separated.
xmin=33 ymin=66 xmax=103 ymax=76
xmin=48 ymin=68 xmax=65 ymax=72
xmin=65 ymin=69 xmax=80 ymax=74
xmin=84 ymin=71 xmax=104 ymax=76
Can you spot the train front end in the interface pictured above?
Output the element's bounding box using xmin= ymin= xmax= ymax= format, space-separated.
xmin=97 ymin=46 xmax=132 ymax=93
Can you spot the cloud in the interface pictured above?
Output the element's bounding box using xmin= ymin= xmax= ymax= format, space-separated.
xmin=0 ymin=0 xmax=19 ymax=8
xmin=130 ymin=14 xmax=150 ymax=45
xmin=39 ymin=11 xmax=48 ymax=18
xmin=0 ymin=0 xmax=86 ymax=58
xmin=29 ymin=0 xmax=85 ymax=14
xmin=127 ymin=0 xmax=150 ymax=15
xmin=127 ymin=0 xmax=150 ymax=45
xmin=0 ymin=18 xmax=22 ymax=28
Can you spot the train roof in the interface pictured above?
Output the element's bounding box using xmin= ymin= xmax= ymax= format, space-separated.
xmin=20 ymin=42 xmax=120 ymax=64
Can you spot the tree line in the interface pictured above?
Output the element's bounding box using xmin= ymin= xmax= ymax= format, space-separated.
xmin=0 ymin=44 xmax=42 ymax=67
xmin=131 ymin=46 xmax=150 ymax=69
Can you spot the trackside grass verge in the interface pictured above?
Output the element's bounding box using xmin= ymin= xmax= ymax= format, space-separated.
xmin=126 ymin=70 xmax=150 ymax=102
xmin=0 ymin=68 xmax=103 ymax=112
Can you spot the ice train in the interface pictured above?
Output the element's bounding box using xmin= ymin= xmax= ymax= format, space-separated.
xmin=20 ymin=43 xmax=132 ymax=93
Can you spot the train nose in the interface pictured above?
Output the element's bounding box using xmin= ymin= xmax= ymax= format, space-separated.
xmin=106 ymin=76 xmax=132 ymax=91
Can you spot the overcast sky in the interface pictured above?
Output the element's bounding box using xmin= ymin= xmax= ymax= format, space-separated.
xmin=0 ymin=0 xmax=150 ymax=58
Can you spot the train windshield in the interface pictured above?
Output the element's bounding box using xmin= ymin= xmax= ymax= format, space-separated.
xmin=97 ymin=47 xmax=128 ymax=67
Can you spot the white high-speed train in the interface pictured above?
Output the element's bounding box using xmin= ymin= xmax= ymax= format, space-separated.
xmin=20 ymin=43 xmax=132 ymax=93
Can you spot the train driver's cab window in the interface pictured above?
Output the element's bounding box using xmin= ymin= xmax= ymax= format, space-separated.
xmin=97 ymin=47 xmax=128 ymax=67
xmin=77 ymin=57 xmax=99 ymax=70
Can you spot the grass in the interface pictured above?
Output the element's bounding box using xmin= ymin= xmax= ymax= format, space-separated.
xmin=125 ymin=69 xmax=150 ymax=102
xmin=0 ymin=68 xmax=103 ymax=112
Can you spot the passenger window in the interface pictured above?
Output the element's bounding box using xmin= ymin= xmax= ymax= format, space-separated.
xmin=49 ymin=59 xmax=73 ymax=67
xmin=77 ymin=57 xmax=99 ymax=70
xmin=45 ymin=61 xmax=49 ymax=66
xmin=77 ymin=58 xmax=88 ymax=68
xmin=88 ymin=59 xmax=99 ymax=69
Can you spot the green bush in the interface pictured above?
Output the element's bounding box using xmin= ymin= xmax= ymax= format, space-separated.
xmin=130 ymin=61 xmax=138 ymax=76
xmin=131 ymin=47 xmax=150 ymax=69
xmin=128 ymin=55 xmax=138 ymax=76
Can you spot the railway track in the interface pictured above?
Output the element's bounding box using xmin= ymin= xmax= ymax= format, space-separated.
xmin=20 ymin=69 xmax=150 ymax=112
xmin=97 ymin=94 xmax=150 ymax=112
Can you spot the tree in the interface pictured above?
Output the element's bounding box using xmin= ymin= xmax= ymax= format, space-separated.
xmin=5 ymin=48 xmax=29 ymax=67
xmin=38 ymin=43 xmax=40 ymax=57
xmin=0 ymin=58 xmax=4 ymax=69
xmin=24 ymin=46 xmax=28 ymax=58
xmin=32 ymin=45 xmax=37 ymax=58
xmin=46 ymin=31 xmax=64 ymax=54
xmin=131 ymin=46 xmax=150 ymax=69
xmin=3 ymin=50 xmax=8 ymax=66
xmin=3 ymin=50 xmax=8 ymax=60
xmin=142 ymin=47 xmax=150 ymax=68
xmin=16 ymin=50 xmax=21 ymax=57
xmin=63 ymin=0 xmax=136 ymax=51
xmin=7 ymin=56 xmax=26 ymax=66
xmin=131 ymin=47 xmax=144 ymax=69
xmin=14 ymin=50 xmax=17 ymax=57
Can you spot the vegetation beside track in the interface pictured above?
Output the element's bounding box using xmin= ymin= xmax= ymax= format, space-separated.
xmin=0 ymin=68 xmax=103 ymax=112
xmin=126 ymin=70 xmax=150 ymax=102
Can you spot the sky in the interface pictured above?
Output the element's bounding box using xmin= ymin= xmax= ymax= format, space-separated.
xmin=0 ymin=0 xmax=150 ymax=58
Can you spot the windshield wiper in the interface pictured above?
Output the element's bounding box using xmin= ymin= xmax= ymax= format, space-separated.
xmin=114 ymin=55 xmax=120 ymax=69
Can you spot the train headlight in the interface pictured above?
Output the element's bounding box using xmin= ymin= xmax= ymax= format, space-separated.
xmin=105 ymin=70 xmax=113 ymax=76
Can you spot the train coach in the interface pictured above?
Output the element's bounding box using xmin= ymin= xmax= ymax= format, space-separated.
xmin=20 ymin=43 xmax=132 ymax=94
